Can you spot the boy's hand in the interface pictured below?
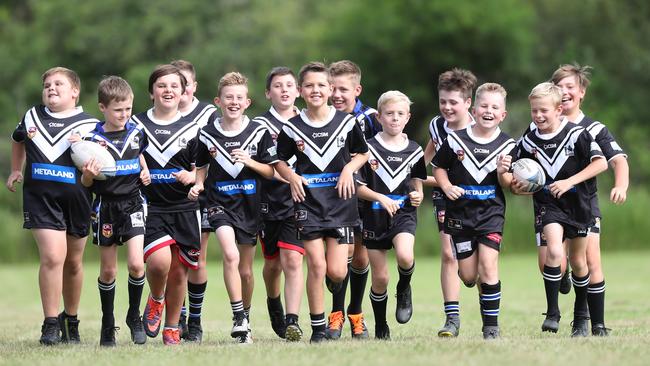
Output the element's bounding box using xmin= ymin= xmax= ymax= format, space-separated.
xmin=140 ymin=168 xmax=151 ymax=186
xmin=82 ymin=157 xmax=102 ymax=180
xmin=6 ymin=171 xmax=23 ymax=192
xmin=409 ymin=190 xmax=423 ymax=207
xmin=441 ymin=184 xmax=465 ymax=201
xmin=67 ymin=134 xmax=81 ymax=143
xmin=188 ymin=183 xmax=204 ymax=201
xmin=288 ymin=172 xmax=309 ymax=202
xmin=231 ymin=148 xmax=252 ymax=166
xmin=172 ymin=169 xmax=195 ymax=186
xmin=610 ymin=186 xmax=627 ymax=204
xmin=548 ymin=179 xmax=573 ymax=198
xmin=497 ymin=154 xmax=512 ymax=175
xmin=510 ymin=178 xmax=534 ymax=195
xmin=378 ymin=195 xmax=401 ymax=217
xmin=336 ymin=167 xmax=355 ymax=200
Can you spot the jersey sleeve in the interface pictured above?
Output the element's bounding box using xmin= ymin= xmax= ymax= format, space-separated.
xmin=410 ymin=153 xmax=428 ymax=180
xmin=195 ymin=130 xmax=210 ymax=168
xmin=576 ymin=129 xmax=604 ymax=162
xmin=348 ymin=122 xmax=369 ymax=154
xmin=255 ymin=130 xmax=279 ymax=164
xmin=276 ymin=129 xmax=296 ymax=162
xmin=138 ymin=129 xmax=149 ymax=154
xmin=430 ymin=140 xmax=454 ymax=169
xmin=593 ymin=124 xmax=626 ymax=161
xmin=11 ymin=114 xmax=27 ymax=143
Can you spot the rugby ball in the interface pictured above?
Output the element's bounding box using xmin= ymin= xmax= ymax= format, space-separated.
xmin=70 ymin=141 xmax=117 ymax=180
xmin=512 ymin=158 xmax=546 ymax=193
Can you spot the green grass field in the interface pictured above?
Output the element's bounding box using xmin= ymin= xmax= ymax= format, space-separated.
xmin=1 ymin=252 xmax=649 ymax=366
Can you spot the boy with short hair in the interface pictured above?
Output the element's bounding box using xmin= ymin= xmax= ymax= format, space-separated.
xmin=171 ymin=59 xmax=217 ymax=342
xmin=189 ymin=72 xmax=277 ymax=344
xmin=274 ymin=61 xmax=369 ymax=343
xmin=551 ymin=63 xmax=628 ymax=336
xmin=253 ymin=66 xmax=306 ymax=341
xmin=423 ymin=68 xmax=477 ymax=337
xmin=326 ymin=59 xmax=380 ymax=338
xmin=432 ymin=83 xmax=516 ymax=339
xmin=77 ymin=76 xmax=150 ymax=346
xmin=8 ymin=66 xmax=99 ymax=345
xmin=514 ymin=82 xmax=607 ymax=334
xmin=356 ymin=90 xmax=426 ymax=340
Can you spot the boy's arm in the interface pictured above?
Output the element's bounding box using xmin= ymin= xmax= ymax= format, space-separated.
xmin=432 ymin=166 xmax=465 ymax=201
xmin=549 ymin=157 xmax=607 ymax=198
xmin=357 ymin=184 xmax=401 ymax=217
xmin=188 ymin=166 xmax=207 ymax=201
xmin=139 ymin=154 xmax=151 ymax=186
xmin=6 ymin=141 xmax=25 ymax=192
xmin=274 ymin=161 xmax=308 ymax=202
xmin=337 ymin=152 xmax=369 ymax=200
xmin=496 ymin=154 xmax=513 ymax=189
xmin=408 ymin=178 xmax=424 ymax=207
xmin=423 ymin=139 xmax=435 ymax=165
xmin=609 ymin=155 xmax=629 ymax=204
xmin=230 ymin=148 xmax=275 ymax=179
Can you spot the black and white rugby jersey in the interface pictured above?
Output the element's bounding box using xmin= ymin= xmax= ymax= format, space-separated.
xmin=12 ymin=105 xmax=98 ymax=194
xmin=253 ymin=107 xmax=297 ymax=221
xmin=182 ymin=98 xmax=217 ymax=128
xmin=432 ymin=126 xmax=516 ymax=236
xmin=357 ymin=134 xmax=427 ymax=236
xmin=276 ymin=107 xmax=368 ymax=228
xmin=352 ymin=99 xmax=381 ymax=140
xmin=132 ymin=108 xmax=200 ymax=212
xmin=83 ymin=121 xmax=147 ymax=199
xmin=517 ymin=119 xmax=603 ymax=228
xmin=196 ymin=113 xmax=278 ymax=233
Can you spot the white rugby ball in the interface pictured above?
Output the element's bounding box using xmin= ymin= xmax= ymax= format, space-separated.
xmin=70 ymin=141 xmax=117 ymax=180
xmin=512 ymin=158 xmax=546 ymax=193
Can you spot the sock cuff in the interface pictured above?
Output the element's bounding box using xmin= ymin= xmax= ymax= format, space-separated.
xmin=480 ymin=281 xmax=501 ymax=293
xmin=128 ymin=274 xmax=146 ymax=285
xmin=187 ymin=281 xmax=207 ymax=292
xmin=588 ymin=280 xmax=606 ymax=293
xmin=398 ymin=262 xmax=415 ymax=275
xmin=98 ymin=278 xmax=116 ymax=290
xmin=350 ymin=265 xmax=370 ymax=275
xmin=543 ymin=265 xmax=562 ymax=281
xmin=310 ymin=313 xmax=326 ymax=326
xmin=369 ymin=289 xmax=388 ymax=301
xmin=571 ymin=272 xmax=591 ymax=287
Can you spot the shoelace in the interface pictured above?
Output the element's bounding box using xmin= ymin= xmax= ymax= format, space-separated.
xmin=350 ymin=316 xmax=365 ymax=334
xmin=147 ymin=301 xmax=163 ymax=321
xmin=329 ymin=312 xmax=344 ymax=329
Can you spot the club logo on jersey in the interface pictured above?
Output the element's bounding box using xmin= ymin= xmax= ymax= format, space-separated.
xmin=370 ymin=159 xmax=379 ymax=171
xmin=532 ymin=148 xmax=538 ymax=158
xmin=97 ymin=139 xmax=107 ymax=148
xmin=296 ymin=140 xmax=305 ymax=152
xmin=209 ymin=146 xmax=217 ymax=158
xmin=130 ymin=212 xmax=144 ymax=228
xmin=564 ymin=145 xmax=575 ymax=156
xmin=179 ymin=137 xmax=188 ymax=148
xmin=102 ymin=223 xmax=113 ymax=238
xmin=336 ymin=135 xmax=346 ymax=148
xmin=456 ymin=150 xmax=465 ymax=161
xmin=27 ymin=126 xmax=37 ymax=139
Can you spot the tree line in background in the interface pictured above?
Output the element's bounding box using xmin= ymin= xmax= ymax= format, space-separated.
xmin=0 ymin=0 xmax=647 ymax=260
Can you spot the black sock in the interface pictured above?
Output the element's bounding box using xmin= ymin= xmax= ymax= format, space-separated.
xmin=572 ymin=272 xmax=590 ymax=318
xmin=543 ymin=265 xmax=562 ymax=317
xmin=98 ymin=278 xmax=115 ymax=324
xmin=268 ymin=295 xmax=283 ymax=310
xmin=286 ymin=313 xmax=299 ymax=324
xmin=588 ymin=280 xmax=606 ymax=325
xmin=330 ymin=256 xmax=351 ymax=313
xmin=127 ymin=274 xmax=145 ymax=317
xmin=444 ymin=301 xmax=460 ymax=318
xmin=188 ymin=281 xmax=207 ymax=322
xmin=310 ymin=313 xmax=326 ymax=332
xmin=347 ymin=264 xmax=369 ymax=314
xmin=397 ymin=262 xmax=415 ymax=293
xmin=369 ymin=289 xmax=388 ymax=326
xmin=480 ymin=282 xmax=501 ymax=327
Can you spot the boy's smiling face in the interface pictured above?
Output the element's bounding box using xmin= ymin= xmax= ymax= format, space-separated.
xmin=439 ymin=89 xmax=471 ymax=125
xmin=530 ymin=96 xmax=562 ymax=134
xmin=555 ymin=75 xmax=585 ymax=117
xmin=42 ymin=72 xmax=79 ymax=112
xmin=215 ymin=84 xmax=251 ymax=122
xmin=266 ymin=74 xmax=299 ymax=111
xmin=331 ymin=75 xmax=361 ymax=113
xmin=151 ymin=73 xmax=183 ymax=112
xmin=100 ymin=96 xmax=133 ymax=131
xmin=299 ymin=71 xmax=332 ymax=109
xmin=473 ymin=91 xmax=507 ymax=131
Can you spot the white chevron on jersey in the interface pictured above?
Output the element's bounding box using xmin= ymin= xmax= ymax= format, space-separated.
xmin=199 ymin=117 xmax=268 ymax=178
xmin=88 ymin=125 xmax=143 ymax=158
xmin=24 ymin=107 xmax=97 ymax=163
xmin=428 ymin=114 xmax=475 ymax=152
xmin=369 ymin=135 xmax=424 ymax=192
xmin=182 ymin=98 xmax=216 ymax=128
xmin=521 ymin=124 xmax=584 ymax=179
xmin=446 ymin=128 xmax=516 ymax=183
xmin=281 ymin=111 xmax=357 ymax=171
xmin=133 ymin=112 xmax=199 ymax=167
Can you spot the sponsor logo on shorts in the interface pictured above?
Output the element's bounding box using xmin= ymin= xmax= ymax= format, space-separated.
xmin=32 ymin=163 xmax=76 ymax=184
xmin=23 ymin=212 xmax=30 ymax=222
xmin=303 ymin=172 xmax=339 ymax=188
xmin=455 ymin=240 xmax=472 ymax=253
xmin=260 ymin=203 xmax=269 ymax=214
xmin=456 ymin=150 xmax=465 ymax=161
xmin=130 ymin=212 xmax=144 ymax=228
xmin=27 ymin=127 xmax=37 ymax=139
xmin=459 ymin=185 xmax=496 ymax=200
xmin=208 ymin=206 xmax=224 ymax=217
xmin=102 ymin=223 xmax=113 ymax=238
xmin=295 ymin=210 xmax=307 ymax=221
xmin=447 ymin=218 xmax=462 ymax=230
xmin=150 ymin=168 xmax=180 ymax=184
xmin=187 ymin=249 xmax=200 ymax=257
xmin=363 ymin=230 xmax=375 ymax=239
xmin=215 ymin=179 xmax=256 ymax=195
xmin=115 ymin=158 xmax=140 ymax=176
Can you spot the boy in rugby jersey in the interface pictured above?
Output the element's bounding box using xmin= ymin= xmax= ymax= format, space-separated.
xmin=133 ymin=64 xmax=201 ymax=345
xmin=356 ymin=91 xmax=426 ymax=340
xmin=171 ymin=59 xmax=217 ymax=342
xmin=253 ymin=67 xmax=305 ymax=341
xmin=7 ymin=67 xmax=99 ymax=345
xmin=550 ymin=63 xmax=628 ymax=336
xmin=189 ymin=72 xmax=277 ymax=344
xmin=513 ymin=82 xmax=607 ymax=334
xmin=274 ymin=61 xmax=369 ymax=343
xmin=325 ymin=60 xmax=380 ymax=338
xmin=432 ymin=83 xmax=516 ymax=339
xmin=423 ymin=68 xmax=477 ymax=337
xmin=74 ymin=76 xmax=150 ymax=346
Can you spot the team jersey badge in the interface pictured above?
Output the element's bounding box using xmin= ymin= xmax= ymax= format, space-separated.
xmin=209 ymin=146 xmax=217 ymax=158
xmin=369 ymin=159 xmax=379 ymax=171
xmin=456 ymin=150 xmax=465 ymax=161
xmin=27 ymin=126 xmax=37 ymax=139
xmin=296 ymin=140 xmax=305 ymax=152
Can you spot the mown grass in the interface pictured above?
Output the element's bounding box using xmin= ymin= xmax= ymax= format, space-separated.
xmin=1 ymin=252 xmax=649 ymax=366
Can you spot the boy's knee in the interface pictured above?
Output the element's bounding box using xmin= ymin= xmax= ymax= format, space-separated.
xmin=127 ymin=261 xmax=144 ymax=278
xmin=326 ymin=266 xmax=347 ymax=283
